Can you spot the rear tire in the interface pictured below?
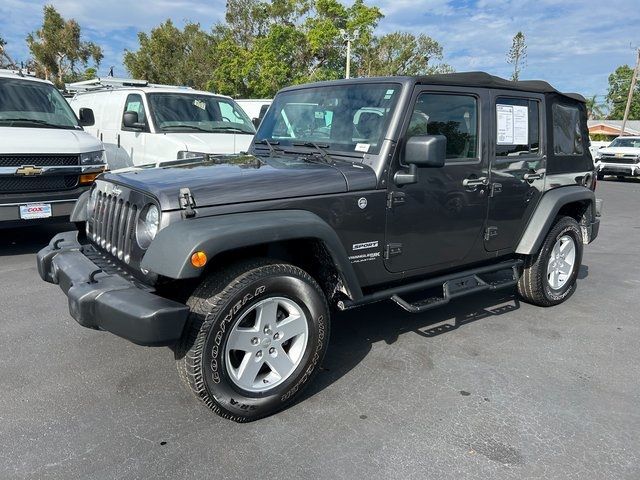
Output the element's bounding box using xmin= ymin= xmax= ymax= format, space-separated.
xmin=175 ymin=259 xmax=330 ymax=422
xmin=517 ymin=216 xmax=583 ymax=307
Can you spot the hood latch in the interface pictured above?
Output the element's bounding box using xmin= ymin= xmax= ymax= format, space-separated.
xmin=179 ymin=187 xmax=196 ymax=218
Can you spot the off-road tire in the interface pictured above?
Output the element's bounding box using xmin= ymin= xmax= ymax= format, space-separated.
xmin=517 ymin=216 xmax=583 ymax=307
xmin=175 ymin=259 xmax=330 ymax=422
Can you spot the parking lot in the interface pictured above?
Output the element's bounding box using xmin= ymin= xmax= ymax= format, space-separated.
xmin=0 ymin=179 xmax=638 ymax=480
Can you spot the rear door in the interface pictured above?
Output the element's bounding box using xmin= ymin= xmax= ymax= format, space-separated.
xmin=485 ymin=92 xmax=546 ymax=251
xmin=384 ymin=87 xmax=490 ymax=273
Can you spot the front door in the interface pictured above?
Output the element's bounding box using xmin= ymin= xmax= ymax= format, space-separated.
xmin=385 ymin=88 xmax=490 ymax=273
xmin=485 ymin=93 xmax=546 ymax=251
xmin=119 ymin=93 xmax=148 ymax=167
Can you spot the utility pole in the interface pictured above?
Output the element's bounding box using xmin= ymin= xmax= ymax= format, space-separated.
xmin=621 ymin=47 xmax=640 ymax=136
xmin=339 ymin=29 xmax=359 ymax=79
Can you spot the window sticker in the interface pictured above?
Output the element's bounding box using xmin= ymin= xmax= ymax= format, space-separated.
xmin=355 ymin=143 xmax=370 ymax=153
xmin=497 ymin=104 xmax=528 ymax=145
xmin=127 ymin=101 xmax=142 ymax=113
xmin=384 ymin=89 xmax=395 ymax=100
xmin=193 ymin=99 xmax=206 ymax=110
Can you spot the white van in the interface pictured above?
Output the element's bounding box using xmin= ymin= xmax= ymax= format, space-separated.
xmin=67 ymin=78 xmax=256 ymax=170
xmin=235 ymin=99 xmax=272 ymax=127
xmin=0 ymin=70 xmax=105 ymax=228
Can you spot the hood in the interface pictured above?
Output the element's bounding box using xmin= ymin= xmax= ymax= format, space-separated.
xmin=104 ymin=154 xmax=377 ymax=210
xmin=598 ymin=146 xmax=640 ymax=156
xmin=0 ymin=126 xmax=103 ymax=154
xmin=162 ymin=132 xmax=254 ymax=154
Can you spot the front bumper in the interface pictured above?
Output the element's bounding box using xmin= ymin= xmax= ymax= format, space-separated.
xmin=596 ymin=162 xmax=640 ymax=177
xmin=0 ymin=197 xmax=79 ymax=228
xmin=37 ymin=231 xmax=189 ymax=346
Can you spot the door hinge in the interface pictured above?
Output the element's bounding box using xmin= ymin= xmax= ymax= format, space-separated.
xmin=489 ymin=183 xmax=502 ymax=197
xmin=484 ymin=226 xmax=498 ymax=241
xmin=386 ymin=191 xmax=406 ymax=209
xmin=179 ymin=187 xmax=197 ymax=218
xmin=384 ymin=243 xmax=403 ymax=259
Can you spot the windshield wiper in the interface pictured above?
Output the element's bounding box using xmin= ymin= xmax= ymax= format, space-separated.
xmin=161 ymin=124 xmax=212 ymax=132
xmin=292 ymin=141 xmax=333 ymax=163
xmin=0 ymin=118 xmax=70 ymax=129
xmin=254 ymin=139 xmax=282 ymax=156
xmin=208 ymin=126 xmax=254 ymax=134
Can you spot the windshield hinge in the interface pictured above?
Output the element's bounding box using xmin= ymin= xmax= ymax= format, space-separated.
xmin=179 ymin=188 xmax=197 ymax=218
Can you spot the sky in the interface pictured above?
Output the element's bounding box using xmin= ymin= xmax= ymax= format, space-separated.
xmin=1 ymin=0 xmax=639 ymax=102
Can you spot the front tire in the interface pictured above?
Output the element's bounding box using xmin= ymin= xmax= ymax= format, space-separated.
xmin=517 ymin=216 xmax=583 ymax=307
xmin=175 ymin=259 xmax=330 ymax=422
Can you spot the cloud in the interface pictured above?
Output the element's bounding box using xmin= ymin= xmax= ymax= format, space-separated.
xmin=1 ymin=0 xmax=639 ymax=97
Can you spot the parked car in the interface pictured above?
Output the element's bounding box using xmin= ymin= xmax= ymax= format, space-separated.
xmin=66 ymin=78 xmax=256 ymax=170
xmin=235 ymin=98 xmax=272 ymax=127
xmin=594 ymin=135 xmax=640 ymax=179
xmin=38 ymin=72 xmax=601 ymax=421
xmin=0 ymin=70 xmax=105 ymax=228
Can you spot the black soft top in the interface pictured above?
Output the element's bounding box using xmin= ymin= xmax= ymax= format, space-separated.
xmin=281 ymin=71 xmax=585 ymax=103
xmin=415 ymin=72 xmax=585 ymax=103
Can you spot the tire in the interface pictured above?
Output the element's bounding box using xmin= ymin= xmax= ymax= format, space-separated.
xmin=596 ymin=172 xmax=604 ymax=180
xmin=517 ymin=216 xmax=583 ymax=307
xmin=175 ymin=259 xmax=330 ymax=422
xmin=617 ymin=175 xmax=626 ymax=181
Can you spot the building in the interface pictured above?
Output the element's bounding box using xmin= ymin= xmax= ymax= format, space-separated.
xmin=588 ymin=120 xmax=640 ymax=139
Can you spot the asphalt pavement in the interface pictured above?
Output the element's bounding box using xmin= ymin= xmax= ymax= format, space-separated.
xmin=1 ymin=179 xmax=639 ymax=480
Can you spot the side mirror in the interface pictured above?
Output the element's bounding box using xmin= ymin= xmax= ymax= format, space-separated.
xmin=123 ymin=110 xmax=145 ymax=130
xmin=78 ymin=108 xmax=95 ymax=127
xmin=395 ymin=135 xmax=447 ymax=185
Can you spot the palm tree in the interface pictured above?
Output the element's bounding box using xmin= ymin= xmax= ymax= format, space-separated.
xmin=585 ymin=95 xmax=605 ymax=119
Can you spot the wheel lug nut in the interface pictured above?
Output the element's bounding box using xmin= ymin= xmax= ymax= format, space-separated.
xmin=274 ymin=332 xmax=281 ymax=340
xmin=256 ymin=350 xmax=262 ymax=358
xmin=269 ymin=347 xmax=276 ymax=355
xmin=263 ymin=325 xmax=272 ymax=335
xmin=251 ymin=337 xmax=259 ymax=346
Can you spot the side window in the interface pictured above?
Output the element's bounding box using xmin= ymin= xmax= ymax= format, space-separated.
xmin=552 ymin=103 xmax=584 ymax=156
xmin=407 ymin=93 xmax=478 ymax=160
xmin=495 ymin=98 xmax=540 ymax=158
xmin=219 ymin=101 xmax=248 ymax=125
xmin=123 ymin=94 xmax=146 ymax=126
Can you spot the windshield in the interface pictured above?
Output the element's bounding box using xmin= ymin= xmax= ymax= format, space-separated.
xmin=147 ymin=93 xmax=255 ymax=134
xmin=255 ymin=83 xmax=401 ymax=155
xmin=0 ymin=77 xmax=79 ymax=129
xmin=609 ymin=137 xmax=640 ymax=148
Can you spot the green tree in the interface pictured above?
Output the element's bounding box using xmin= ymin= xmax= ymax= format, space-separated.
xmin=26 ymin=5 xmax=103 ymax=87
xmin=506 ymin=31 xmax=527 ymax=81
xmin=358 ymin=32 xmax=453 ymax=77
xmin=0 ymin=35 xmax=17 ymax=68
xmin=124 ymin=20 xmax=217 ymax=88
xmin=585 ymin=94 xmax=605 ymax=119
xmin=606 ymin=65 xmax=640 ymax=120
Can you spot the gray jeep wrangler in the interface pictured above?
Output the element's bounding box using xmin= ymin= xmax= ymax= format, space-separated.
xmin=38 ymin=72 xmax=601 ymax=421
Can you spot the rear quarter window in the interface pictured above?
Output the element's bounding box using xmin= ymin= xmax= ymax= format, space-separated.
xmin=552 ymin=103 xmax=583 ymax=156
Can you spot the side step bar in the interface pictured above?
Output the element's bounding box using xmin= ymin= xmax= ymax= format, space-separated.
xmin=338 ymin=259 xmax=522 ymax=313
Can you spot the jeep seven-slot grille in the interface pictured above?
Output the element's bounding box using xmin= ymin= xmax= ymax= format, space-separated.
xmin=91 ymin=191 xmax=138 ymax=263
xmin=0 ymin=154 xmax=80 ymax=167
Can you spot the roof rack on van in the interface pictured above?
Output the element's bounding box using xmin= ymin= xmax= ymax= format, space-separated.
xmin=65 ymin=77 xmax=194 ymax=93
xmin=0 ymin=68 xmax=37 ymax=78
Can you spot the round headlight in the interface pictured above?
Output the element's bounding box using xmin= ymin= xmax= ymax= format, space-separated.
xmin=136 ymin=204 xmax=160 ymax=249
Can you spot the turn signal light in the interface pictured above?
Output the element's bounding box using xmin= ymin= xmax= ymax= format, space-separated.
xmin=79 ymin=172 xmax=102 ymax=185
xmin=191 ymin=251 xmax=207 ymax=268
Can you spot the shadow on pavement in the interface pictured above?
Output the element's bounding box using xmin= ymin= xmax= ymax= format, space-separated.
xmin=303 ymin=289 xmax=522 ymax=401
xmin=0 ymin=222 xmax=72 ymax=256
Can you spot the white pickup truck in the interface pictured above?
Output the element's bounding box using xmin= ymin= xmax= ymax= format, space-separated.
xmin=594 ymin=136 xmax=640 ymax=180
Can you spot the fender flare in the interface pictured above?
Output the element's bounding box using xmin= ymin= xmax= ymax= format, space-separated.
xmin=70 ymin=190 xmax=90 ymax=223
xmin=516 ymin=186 xmax=595 ymax=255
xmin=142 ymin=209 xmax=363 ymax=300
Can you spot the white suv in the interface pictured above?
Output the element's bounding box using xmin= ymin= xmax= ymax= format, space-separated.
xmin=594 ymin=136 xmax=640 ymax=179
xmin=67 ymin=79 xmax=256 ymax=170
xmin=0 ymin=70 xmax=105 ymax=228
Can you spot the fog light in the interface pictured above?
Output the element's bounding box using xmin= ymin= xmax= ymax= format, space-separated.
xmin=191 ymin=251 xmax=207 ymax=268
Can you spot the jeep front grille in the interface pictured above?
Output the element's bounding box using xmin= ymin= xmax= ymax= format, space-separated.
xmin=91 ymin=191 xmax=138 ymax=263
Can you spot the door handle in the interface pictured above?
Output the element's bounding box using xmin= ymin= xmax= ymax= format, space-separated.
xmin=462 ymin=176 xmax=488 ymax=188
xmin=523 ymin=172 xmax=543 ymax=181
